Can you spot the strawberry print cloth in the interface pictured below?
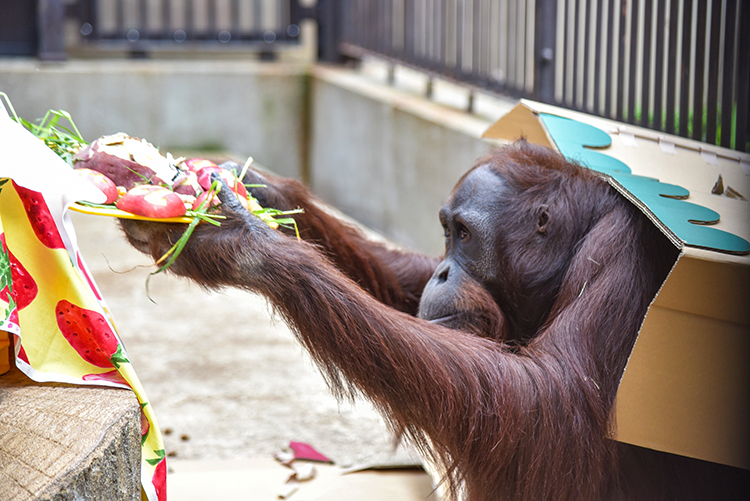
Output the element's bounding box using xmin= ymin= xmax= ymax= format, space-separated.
xmin=0 ymin=107 xmax=166 ymax=500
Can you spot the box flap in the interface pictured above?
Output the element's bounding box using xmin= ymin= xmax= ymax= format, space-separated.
xmin=481 ymin=102 xmax=553 ymax=148
xmin=485 ymin=101 xmax=750 ymax=255
xmin=614 ymin=251 xmax=750 ymax=470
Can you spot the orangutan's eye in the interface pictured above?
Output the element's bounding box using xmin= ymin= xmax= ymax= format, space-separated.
xmin=457 ymin=225 xmax=470 ymax=242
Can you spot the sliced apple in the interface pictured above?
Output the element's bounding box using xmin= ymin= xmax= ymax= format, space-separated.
xmin=116 ymin=185 xmax=187 ymax=218
xmin=73 ymin=167 xmax=119 ymax=204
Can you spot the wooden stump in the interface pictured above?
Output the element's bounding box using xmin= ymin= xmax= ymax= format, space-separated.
xmin=0 ymin=367 xmax=141 ymax=500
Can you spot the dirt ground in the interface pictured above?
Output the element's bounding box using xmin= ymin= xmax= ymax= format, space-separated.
xmin=69 ymin=210 xmax=421 ymax=470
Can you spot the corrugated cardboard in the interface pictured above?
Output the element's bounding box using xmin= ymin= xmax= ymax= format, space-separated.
xmin=483 ymin=100 xmax=750 ymax=470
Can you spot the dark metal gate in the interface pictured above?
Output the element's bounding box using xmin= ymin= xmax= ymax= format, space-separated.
xmin=333 ymin=0 xmax=750 ymax=153
xmin=21 ymin=0 xmax=750 ymax=152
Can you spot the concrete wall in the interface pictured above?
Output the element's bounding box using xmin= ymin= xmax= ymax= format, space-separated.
xmin=0 ymin=59 xmax=308 ymax=180
xmin=0 ymin=58 xmax=516 ymax=255
xmin=308 ymin=65 xmax=510 ymax=255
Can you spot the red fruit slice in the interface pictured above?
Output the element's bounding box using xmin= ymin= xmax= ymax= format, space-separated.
xmin=73 ymin=133 xmax=176 ymax=190
xmin=191 ymin=188 xmax=220 ymax=211
xmin=183 ymin=158 xmax=218 ymax=173
xmin=172 ymin=170 xmax=201 ymax=196
xmin=55 ymin=300 xmax=120 ymax=368
xmin=0 ymin=234 xmax=38 ymax=310
xmin=74 ymin=168 xmax=119 ymax=204
xmin=13 ymin=181 xmax=65 ymax=249
xmin=196 ymin=166 xmax=248 ymax=198
xmin=116 ymin=185 xmax=187 ymax=219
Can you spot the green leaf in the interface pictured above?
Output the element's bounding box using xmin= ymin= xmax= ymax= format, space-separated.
xmin=145 ymin=449 xmax=166 ymax=466
xmin=0 ymin=248 xmax=12 ymax=293
xmin=109 ymin=344 xmax=130 ymax=369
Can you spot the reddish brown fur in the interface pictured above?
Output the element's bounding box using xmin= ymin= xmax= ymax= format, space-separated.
xmin=120 ymin=141 xmax=747 ymax=500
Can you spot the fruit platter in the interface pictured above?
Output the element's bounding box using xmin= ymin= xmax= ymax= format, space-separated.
xmin=5 ymin=99 xmax=301 ymax=274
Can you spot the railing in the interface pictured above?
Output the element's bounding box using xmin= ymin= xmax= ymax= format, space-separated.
xmin=22 ymin=0 xmax=750 ymax=152
xmin=76 ymin=0 xmax=300 ymax=46
xmin=34 ymin=0 xmax=307 ymax=58
xmin=336 ymin=0 xmax=750 ymax=153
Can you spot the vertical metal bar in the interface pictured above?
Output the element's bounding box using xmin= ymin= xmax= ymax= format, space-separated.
xmin=508 ymin=0 xmax=519 ymax=91
xmin=581 ymin=0 xmax=591 ymax=111
xmin=253 ymin=0 xmax=262 ymax=32
xmin=593 ymin=0 xmax=603 ymax=113
xmin=405 ymin=0 xmax=415 ymax=64
xmin=37 ymin=0 xmax=67 ymax=60
xmin=384 ymin=0 xmax=393 ymax=56
xmin=231 ymin=0 xmax=240 ymax=34
xmin=207 ymin=0 xmax=216 ymax=35
xmin=163 ymin=0 xmax=172 ymax=38
xmin=364 ymin=0 xmax=371 ymax=51
xmin=79 ymin=0 xmax=98 ymax=38
xmin=665 ymin=0 xmax=679 ymax=134
xmin=603 ymin=2 xmax=617 ymax=118
xmin=616 ymin=0 xmax=627 ymax=121
xmin=570 ymin=0 xmax=579 ymax=109
xmin=116 ymin=0 xmax=125 ymax=36
xmin=652 ymin=0 xmax=665 ymax=130
xmin=640 ymin=0 xmax=652 ymax=127
xmin=735 ymin=0 xmax=750 ymax=151
xmin=186 ymin=0 xmax=194 ymax=37
xmin=704 ymin=0 xmax=721 ymax=145
xmin=473 ymin=0 xmax=481 ymax=79
xmin=562 ymin=0 xmax=578 ymax=106
xmin=678 ymin=0 xmax=693 ymax=138
xmin=498 ymin=0 xmax=508 ymax=88
xmin=517 ymin=0 xmax=526 ymax=94
xmin=534 ymin=0 xmax=557 ymax=103
xmin=456 ymin=0 xmax=464 ymax=74
xmin=440 ymin=0 xmax=447 ymax=66
xmin=627 ymin=0 xmax=639 ymax=123
xmin=691 ymin=0 xmax=706 ymax=141
xmin=138 ymin=0 xmax=146 ymax=35
xmin=720 ymin=0 xmax=737 ymax=148
xmin=347 ymin=0 xmax=357 ymax=48
xmin=605 ymin=0 xmax=615 ymax=117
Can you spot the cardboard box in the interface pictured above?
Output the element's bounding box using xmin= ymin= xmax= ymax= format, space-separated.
xmin=483 ymin=100 xmax=750 ymax=471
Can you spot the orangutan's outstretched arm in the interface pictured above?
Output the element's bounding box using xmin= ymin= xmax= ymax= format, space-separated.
xmin=241 ymin=168 xmax=438 ymax=314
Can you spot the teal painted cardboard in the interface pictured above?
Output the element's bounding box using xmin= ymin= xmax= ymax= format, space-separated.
xmin=540 ymin=113 xmax=750 ymax=255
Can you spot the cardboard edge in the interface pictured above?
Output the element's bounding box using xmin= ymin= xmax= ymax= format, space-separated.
xmin=481 ymin=102 xmax=554 ymax=149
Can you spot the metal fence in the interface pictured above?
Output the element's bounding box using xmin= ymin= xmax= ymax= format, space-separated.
xmin=336 ymin=0 xmax=750 ymax=153
xmin=25 ymin=0 xmax=750 ymax=152
xmin=70 ymin=0 xmax=306 ymax=50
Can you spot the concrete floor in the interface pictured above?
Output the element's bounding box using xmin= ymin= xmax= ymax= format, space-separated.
xmin=69 ymin=210 xmax=429 ymax=499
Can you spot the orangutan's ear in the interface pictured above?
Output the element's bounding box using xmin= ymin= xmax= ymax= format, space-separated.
xmin=536 ymin=205 xmax=550 ymax=234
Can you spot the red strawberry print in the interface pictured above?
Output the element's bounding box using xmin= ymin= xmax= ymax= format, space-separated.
xmin=76 ymin=252 xmax=102 ymax=300
xmin=55 ymin=300 xmax=123 ymax=368
xmin=0 ymin=234 xmax=39 ymax=310
xmin=16 ymin=342 xmax=29 ymax=364
xmin=13 ymin=181 xmax=65 ymax=249
xmin=152 ymin=458 xmax=167 ymax=501
xmin=140 ymin=403 xmax=150 ymax=443
xmin=82 ymin=369 xmax=129 ymax=386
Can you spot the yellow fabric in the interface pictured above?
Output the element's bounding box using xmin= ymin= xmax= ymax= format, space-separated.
xmin=0 ymin=178 xmax=166 ymax=501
